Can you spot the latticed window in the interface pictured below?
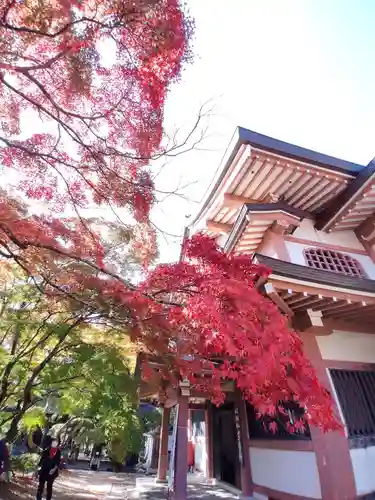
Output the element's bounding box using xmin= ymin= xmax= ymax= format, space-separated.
xmin=330 ymin=369 xmax=375 ymax=443
xmin=304 ymin=248 xmax=365 ymax=277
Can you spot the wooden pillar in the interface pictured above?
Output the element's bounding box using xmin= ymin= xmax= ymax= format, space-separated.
xmin=156 ymin=405 xmax=171 ymax=482
xmin=299 ymin=329 xmax=357 ymax=500
xmin=188 ymin=408 xmax=194 ymax=473
xmin=205 ymin=403 xmax=214 ymax=480
xmin=173 ymin=384 xmax=189 ymax=500
xmin=235 ymin=390 xmax=253 ymax=500
xmin=151 ymin=434 xmax=160 ymax=470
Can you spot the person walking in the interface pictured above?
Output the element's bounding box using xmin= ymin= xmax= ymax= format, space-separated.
xmin=36 ymin=436 xmax=61 ymax=500
xmin=0 ymin=438 xmax=10 ymax=482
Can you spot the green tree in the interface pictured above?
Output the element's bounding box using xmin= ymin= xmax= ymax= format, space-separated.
xmin=54 ymin=343 xmax=144 ymax=458
xmin=0 ymin=264 xmax=141 ymax=446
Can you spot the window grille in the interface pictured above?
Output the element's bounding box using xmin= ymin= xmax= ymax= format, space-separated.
xmin=330 ymin=369 xmax=375 ymax=440
xmin=304 ymin=248 xmax=365 ymax=277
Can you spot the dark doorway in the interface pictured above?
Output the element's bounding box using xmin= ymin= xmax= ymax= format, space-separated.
xmin=211 ymin=402 xmax=240 ymax=489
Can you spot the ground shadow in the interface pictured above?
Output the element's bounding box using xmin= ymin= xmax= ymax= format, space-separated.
xmin=0 ymin=470 xmax=137 ymax=500
xmin=139 ymin=483 xmax=237 ymax=500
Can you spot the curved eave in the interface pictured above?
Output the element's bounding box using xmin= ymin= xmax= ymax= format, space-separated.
xmin=189 ymin=127 xmax=245 ymax=231
xmin=225 ymin=202 xmax=306 ymax=254
xmin=316 ymin=160 xmax=375 ymax=232
xmin=188 ymin=127 xmax=359 ymax=239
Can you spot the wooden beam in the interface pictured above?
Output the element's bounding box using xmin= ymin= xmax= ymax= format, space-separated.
xmin=206 ymin=220 xmax=233 ymax=233
xmin=264 ymin=283 xmax=294 ymax=317
xmin=255 ymin=275 xmax=267 ymax=289
xmin=272 ymin=278 xmax=375 ymax=304
xmin=247 ymin=212 xmax=301 ymax=228
xmin=188 ymin=404 xmax=206 ymax=410
xmin=293 ymin=295 xmax=326 ymax=310
xmin=323 ymin=318 xmax=375 ymax=335
xmin=292 ymin=309 xmax=332 ymax=335
xmin=223 ymin=193 xmax=259 ymax=207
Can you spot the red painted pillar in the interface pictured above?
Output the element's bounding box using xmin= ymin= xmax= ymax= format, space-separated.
xmin=157 ymin=405 xmax=171 ymax=482
xmin=300 ymin=332 xmax=356 ymax=500
xmin=173 ymin=390 xmax=189 ymax=500
xmin=205 ymin=403 xmax=214 ymax=480
xmin=235 ymin=390 xmax=253 ymax=500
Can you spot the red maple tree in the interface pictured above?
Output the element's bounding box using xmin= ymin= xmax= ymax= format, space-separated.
xmin=0 ymin=1 xmax=338 ymax=433
xmin=0 ymin=0 xmax=193 ymax=271
xmin=139 ymin=234 xmax=341 ymax=433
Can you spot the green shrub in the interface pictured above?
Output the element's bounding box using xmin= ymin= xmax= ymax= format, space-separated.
xmin=11 ymin=453 xmax=39 ymax=473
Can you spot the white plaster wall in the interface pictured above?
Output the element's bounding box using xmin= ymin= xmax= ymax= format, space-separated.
xmin=253 ymin=493 xmax=268 ymax=500
xmin=249 ymin=448 xmax=322 ymax=499
xmin=293 ymin=219 xmax=363 ymax=249
xmin=193 ymin=436 xmax=206 ymax=474
xmin=350 ymin=446 xmax=375 ymax=495
xmin=285 ymin=241 xmax=310 ymax=266
xmin=284 ymin=240 xmax=375 ymax=279
xmin=258 ymin=237 xmax=278 ymax=259
xmin=317 ymin=330 xmax=375 ymax=363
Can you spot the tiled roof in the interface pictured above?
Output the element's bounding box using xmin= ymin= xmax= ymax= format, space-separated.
xmin=238 ymin=127 xmax=365 ymax=174
xmin=254 ymin=254 xmax=375 ymax=294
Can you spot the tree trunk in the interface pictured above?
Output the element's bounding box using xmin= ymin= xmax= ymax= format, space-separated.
xmin=4 ymin=319 xmax=83 ymax=442
xmin=6 ymin=412 xmax=23 ymax=442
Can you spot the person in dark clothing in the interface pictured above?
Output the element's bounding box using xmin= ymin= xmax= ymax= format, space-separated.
xmin=0 ymin=439 xmax=10 ymax=481
xmin=36 ymin=436 xmax=61 ymax=500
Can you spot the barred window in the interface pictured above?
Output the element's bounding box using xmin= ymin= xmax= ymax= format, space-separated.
xmin=304 ymin=248 xmax=365 ymax=277
xmin=330 ymin=369 xmax=375 ymax=441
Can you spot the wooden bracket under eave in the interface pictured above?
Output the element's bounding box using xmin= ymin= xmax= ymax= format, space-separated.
xmin=223 ymin=193 xmax=259 ymax=207
xmin=255 ymin=275 xmax=267 ymax=289
xmin=292 ymin=309 xmax=332 ymax=335
xmin=264 ymin=283 xmax=294 ymax=317
xmin=206 ymin=220 xmax=233 ymax=234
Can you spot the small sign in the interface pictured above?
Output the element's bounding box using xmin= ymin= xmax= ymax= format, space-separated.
xmin=234 ymin=407 xmax=244 ymax=466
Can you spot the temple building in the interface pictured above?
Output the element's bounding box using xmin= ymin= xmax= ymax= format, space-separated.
xmin=139 ymin=128 xmax=375 ymax=500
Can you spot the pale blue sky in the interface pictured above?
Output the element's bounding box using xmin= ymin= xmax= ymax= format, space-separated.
xmin=14 ymin=1 xmax=375 ymax=266
xmin=153 ymin=0 xmax=375 ymax=262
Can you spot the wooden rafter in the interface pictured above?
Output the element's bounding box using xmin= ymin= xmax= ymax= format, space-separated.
xmin=206 ymin=220 xmax=233 ymax=234
xmin=222 ymin=193 xmax=259 ymax=207
xmin=264 ymin=283 xmax=294 ymax=317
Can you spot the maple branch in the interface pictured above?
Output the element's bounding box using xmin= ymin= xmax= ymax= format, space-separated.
xmin=1 ymin=15 xmax=96 ymax=38
xmin=0 ymin=49 xmax=70 ymax=72
xmin=32 ymin=375 xmax=83 ymax=388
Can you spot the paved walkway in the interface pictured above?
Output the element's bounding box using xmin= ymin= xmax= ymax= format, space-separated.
xmin=136 ymin=475 xmax=239 ymax=499
xmin=0 ymin=470 xmax=136 ymax=500
xmin=56 ymin=470 xmax=136 ymax=498
xmin=138 ymin=484 xmax=238 ymax=499
xmin=0 ymin=470 xmax=238 ymax=500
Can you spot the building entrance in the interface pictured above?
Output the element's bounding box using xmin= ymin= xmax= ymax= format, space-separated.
xmin=212 ymin=402 xmax=240 ymax=489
